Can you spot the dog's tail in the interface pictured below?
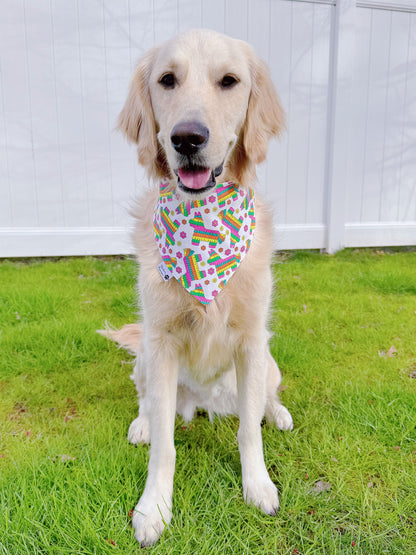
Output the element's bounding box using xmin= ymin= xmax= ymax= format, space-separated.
xmin=97 ymin=323 xmax=142 ymax=355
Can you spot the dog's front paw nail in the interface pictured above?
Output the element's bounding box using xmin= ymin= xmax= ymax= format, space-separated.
xmin=244 ymin=478 xmax=280 ymax=515
xmin=128 ymin=415 xmax=150 ymax=445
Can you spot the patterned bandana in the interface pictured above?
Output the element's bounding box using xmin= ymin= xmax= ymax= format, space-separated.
xmin=153 ymin=181 xmax=256 ymax=305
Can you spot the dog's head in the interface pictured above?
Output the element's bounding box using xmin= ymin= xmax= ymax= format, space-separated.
xmin=118 ymin=29 xmax=285 ymax=194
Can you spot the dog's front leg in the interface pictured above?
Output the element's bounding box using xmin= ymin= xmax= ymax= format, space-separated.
xmin=132 ymin=338 xmax=179 ymax=547
xmin=235 ymin=342 xmax=280 ymax=515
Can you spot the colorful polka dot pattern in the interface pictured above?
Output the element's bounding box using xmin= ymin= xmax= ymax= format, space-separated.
xmin=154 ymin=181 xmax=256 ymax=305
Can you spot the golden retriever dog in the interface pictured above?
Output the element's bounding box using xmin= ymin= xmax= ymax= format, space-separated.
xmin=102 ymin=28 xmax=293 ymax=546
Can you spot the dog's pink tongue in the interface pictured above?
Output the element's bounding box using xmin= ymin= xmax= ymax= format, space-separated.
xmin=178 ymin=168 xmax=211 ymax=190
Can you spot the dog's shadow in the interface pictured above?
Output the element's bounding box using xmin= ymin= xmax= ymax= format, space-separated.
xmin=175 ymin=411 xmax=242 ymax=481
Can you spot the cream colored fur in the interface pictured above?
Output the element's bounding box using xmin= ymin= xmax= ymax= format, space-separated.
xmin=108 ymin=29 xmax=293 ymax=546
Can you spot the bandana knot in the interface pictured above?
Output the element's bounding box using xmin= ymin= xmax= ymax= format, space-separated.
xmin=154 ymin=181 xmax=256 ymax=305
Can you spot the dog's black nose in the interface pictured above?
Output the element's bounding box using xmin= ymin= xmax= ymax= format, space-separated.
xmin=171 ymin=121 xmax=209 ymax=156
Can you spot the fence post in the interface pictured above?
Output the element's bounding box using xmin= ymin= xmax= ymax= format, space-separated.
xmin=324 ymin=0 xmax=356 ymax=254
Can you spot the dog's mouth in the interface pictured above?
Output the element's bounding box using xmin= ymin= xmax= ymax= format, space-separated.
xmin=175 ymin=164 xmax=223 ymax=195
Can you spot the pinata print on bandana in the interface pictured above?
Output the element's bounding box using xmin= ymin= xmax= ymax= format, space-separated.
xmin=154 ymin=181 xmax=256 ymax=305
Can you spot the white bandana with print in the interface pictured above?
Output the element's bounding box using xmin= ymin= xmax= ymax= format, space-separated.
xmin=153 ymin=180 xmax=256 ymax=305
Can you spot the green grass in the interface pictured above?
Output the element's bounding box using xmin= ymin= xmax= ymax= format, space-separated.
xmin=0 ymin=250 xmax=415 ymax=554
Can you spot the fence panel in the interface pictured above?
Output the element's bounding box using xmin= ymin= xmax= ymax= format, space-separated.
xmin=345 ymin=4 xmax=416 ymax=247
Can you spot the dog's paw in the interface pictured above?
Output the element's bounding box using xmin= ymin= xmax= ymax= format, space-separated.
xmin=268 ymin=404 xmax=294 ymax=431
xmin=275 ymin=405 xmax=294 ymax=431
xmin=128 ymin=415 xmax=150 ymax=445
xmin=244 ymin=477 xmax=280 ymax=515
xmin=132 ymin=494 xmax=172 ymax=547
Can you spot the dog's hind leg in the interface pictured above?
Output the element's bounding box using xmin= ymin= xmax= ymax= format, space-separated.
xmin=264 ymin=352 xmax=293 ymax=431
xmin=128 ymin=348 xmax=151 ymax=444
xmin=97 ymin=323 xmax=151 ymax=443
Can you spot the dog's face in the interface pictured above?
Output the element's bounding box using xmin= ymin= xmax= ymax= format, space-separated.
xmin=148 ymin=31 xmax=252 ymax=194
xmin=119 ymin=29 xmax=285 ymax=193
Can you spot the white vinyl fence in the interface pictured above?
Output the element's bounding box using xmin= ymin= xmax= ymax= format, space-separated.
xmin=0 ymin=0 xmax=415 ymax=257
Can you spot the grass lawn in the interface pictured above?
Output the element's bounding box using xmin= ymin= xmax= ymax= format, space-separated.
xmin=0 ymin=249 xmax=415 ymax=554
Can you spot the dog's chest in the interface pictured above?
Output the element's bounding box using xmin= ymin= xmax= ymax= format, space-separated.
xmin=167 ymin=302 xmax=241 ymax=383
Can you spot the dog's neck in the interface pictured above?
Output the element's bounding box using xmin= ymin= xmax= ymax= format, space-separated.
xmin=153 ymin=180 xmax=256 ymax=305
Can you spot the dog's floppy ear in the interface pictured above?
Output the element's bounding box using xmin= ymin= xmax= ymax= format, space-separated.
xmin=227 ymin=50 xmax=285 ymax=185
xmin=118 ymin=48 xmax=169 ymax=178
xmin=243 ymin=54 xmax=286 ymax=165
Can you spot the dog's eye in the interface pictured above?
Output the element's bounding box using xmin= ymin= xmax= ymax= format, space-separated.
xmin=220 ymin=74 xmax=238 ymax=89
xmin=159 ymin=73 xmax=176 ymax=89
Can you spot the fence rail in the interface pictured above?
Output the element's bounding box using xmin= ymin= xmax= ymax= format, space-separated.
xmin=0 ymin=0 xmax=415 ymax=257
